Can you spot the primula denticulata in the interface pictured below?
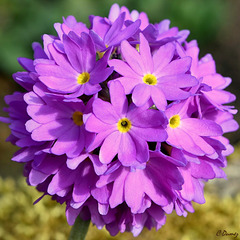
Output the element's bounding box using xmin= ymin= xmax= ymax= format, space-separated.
xmin=0 ymin=3 xmax=238 ymax=238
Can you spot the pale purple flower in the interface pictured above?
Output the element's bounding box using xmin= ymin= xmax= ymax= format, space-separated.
xmin=12 ymin=42 xmax=47 ymax=91
xmin=172 ymin=149 xmax=227 ymax=216
xmin=25 ymin=83 xmax=94 ymax=158
xmin=155 ymin=19 xmax=190 ymax=43
xmin=109 ymin=33 xmax=198 ymax=111
xmin=0 ymin=92 xmax=31 ymax=147
xmin=24 ymin=152 xmax=106 ymax=212
xmin=94 ymin=151 xmax=185 ymax=214
xmin=0 ymin=92 xmax=51 ymax=165
xmin=54 ymin=16 xmax=89 ymax=41
xmin=65 ymin=198 xmax=167 ymax=237
xmin=89 ymin=12 xmax=141 ymax=53
xmin=165 ymin=100 xmax=223 ymax=156
xmin=108 ymin=3 xmax=149 ymax=30
xmin=202 ymin=107 xmax=239 ymax=156
xmin=35 ymin=32 xmax=113 ymax=98
xmin=85 ymin=80 xmax=168 ymax=168
xmin=178 ymin=40 xmax=237 ymax=114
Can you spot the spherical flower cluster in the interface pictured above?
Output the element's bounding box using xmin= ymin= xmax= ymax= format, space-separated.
xmin=0 ymin=3 xmax=238 ymax=237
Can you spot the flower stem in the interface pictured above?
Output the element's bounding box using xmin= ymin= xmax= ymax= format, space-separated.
xmin=69 ymin=217 xmax=90 ymax=240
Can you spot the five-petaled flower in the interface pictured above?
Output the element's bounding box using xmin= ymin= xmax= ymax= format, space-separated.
xmin=86 ymin=80 xmax=167 ymax=168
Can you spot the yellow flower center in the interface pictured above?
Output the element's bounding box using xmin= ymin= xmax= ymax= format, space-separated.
xmin=117 ymin=118 xmax=132 ymax=133
xmin=136 ymin=44 xmax=140 ymax=52
xmin=143 ymin=74 xmax=157 ymax=85
xmin=97 ymin=51 xmax=105 ymax=59
xmin=97 ymin=44 xmax=109 ymax=59
xmin=72 ymin=111 xmax=83 ymax=126
xmin=77 ymin=72 xmax=90 ymax=85
xmin=169 ymin=114 xmax=181 ymax=128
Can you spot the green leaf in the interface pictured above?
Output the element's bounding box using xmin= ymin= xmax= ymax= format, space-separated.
xmin=69 ymin=217 xmax=90 ymax=240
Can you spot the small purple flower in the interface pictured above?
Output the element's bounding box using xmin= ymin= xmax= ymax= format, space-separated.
xmin=35 ymin=32 xmax=113 ymax=98
xmin=47 ymin=160 xmax=98 ymax=207
xmin=85 ymin=80 xmax=168 ymax=168
xmin=90 ymin=12 xmax=141 ymax=53
xmin=12 ymin=42 xmax=47 ymax=91
xmin=25 ymin=83 xmax=94 ymax=158
xmin=202 ymin=107 xmax=239 ymax=156
xmin=165 ymin=100 xmax=223 ymax=156
xmin=24 ymin=151 xmax=105 ymax=211
xmin=173 ymin=149 xmax=227 ymax=216
xmin=94 ymin=150 xmax=185 ymax=214
xmin=109 ymin=33 xmax=198 ymax=110
xmin=178 ymin=40 xmax=237 ymax=114
xmin=108 ymin=3 xmax=149 ymax=30
xmin=0 ymin=92 xmax=30 ymax=146
xmin=155 ymin=19 xmax=190 ymax=43
xmin=54 ymin=15 xmax=89 ymax=41
xmin=67 ymin=152 xmax=107 ymax=176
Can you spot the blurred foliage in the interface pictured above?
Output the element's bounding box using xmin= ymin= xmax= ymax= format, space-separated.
xmin=0 ymin=0 xmax=229 ymax=76
xmin=0 ymin=176 xmax=239 ymax=240
xmin=228 ymin=141 xmax=240 ymax=164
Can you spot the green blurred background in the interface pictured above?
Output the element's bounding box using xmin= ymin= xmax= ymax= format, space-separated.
xmin=0 ymin=0 xmax=239 ymax=239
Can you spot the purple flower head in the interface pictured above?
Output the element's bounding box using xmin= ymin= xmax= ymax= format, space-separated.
xmin=85 ymin=80 xmax=168 ymax=168
xmin=35 ymin=31 xmax=113 ymax=98
xmin=0 ymin=3 xmax=238 ymax=238
xmin=109 ymin=33 xmax=198 ymax=111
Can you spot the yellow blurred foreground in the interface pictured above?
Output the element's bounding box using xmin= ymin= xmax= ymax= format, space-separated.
xmin=0 ymin=176 xmax=239 ymax=240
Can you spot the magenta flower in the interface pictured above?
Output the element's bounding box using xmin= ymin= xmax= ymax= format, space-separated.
xmin=109 ymin=33 xmax=198 ymax=111
xmin=86 ymin=80 xmax=168 ymax=167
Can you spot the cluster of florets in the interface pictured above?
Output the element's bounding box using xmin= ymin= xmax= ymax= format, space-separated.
xmin=0 ymin=3 xmax=238 ymax=237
